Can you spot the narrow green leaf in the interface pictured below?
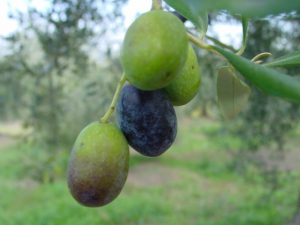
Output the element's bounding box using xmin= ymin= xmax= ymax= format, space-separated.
xmin=212 ymin=46 xmax=300 ymax=103
xmin=197 ymin=12 xmax=208 ymax=38
xmin=164 ymin=0 xmax=208 ymax=36
xmin=237 ymin=17 xmax=248 ymax=55
xmin=217 ymin=67 xmax=251 ymax=119
xmin=164 ymin=0 xmax=300 ymax=18
xmin=264 ymin=51 xmax=300 ymax=68
xmin=206 ymin=35 xmax=237 ymax=52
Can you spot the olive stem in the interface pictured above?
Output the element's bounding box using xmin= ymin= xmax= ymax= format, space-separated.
xmin=236 ymin=44 xmax=247 ymax=56
xmin=100 ymin=73 xmax=127 ymax=123
xmin=187 ymin=33 xmax=217 ymax=54
xmin=151 ymin=0 xmax=162 ymax=10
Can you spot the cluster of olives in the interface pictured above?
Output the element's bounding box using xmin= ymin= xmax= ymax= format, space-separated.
xmin=67 ymin=10 xmax=201 ymax=207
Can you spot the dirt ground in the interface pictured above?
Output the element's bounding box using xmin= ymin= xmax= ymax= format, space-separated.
xmin=0 ymin=121 xmax=23 ymax=149
xmin=0 ymin=134 xmax=15 ymax=149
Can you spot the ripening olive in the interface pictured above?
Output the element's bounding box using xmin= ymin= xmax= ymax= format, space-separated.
xmin=67 ymin=122 xmax=129 ymax=207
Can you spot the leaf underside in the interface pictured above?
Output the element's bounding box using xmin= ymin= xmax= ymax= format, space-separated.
xmin=164 ymin=0 xmax=300 ymax=18
xmin=217 ymin=67 xmax=251 ymax=119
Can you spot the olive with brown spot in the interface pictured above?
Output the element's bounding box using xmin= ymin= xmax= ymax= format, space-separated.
xmin=67 ymin=122 xmax=129 ymax=207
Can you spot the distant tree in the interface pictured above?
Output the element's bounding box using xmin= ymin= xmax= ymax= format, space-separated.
xmin=1 ymin=0 xmax=127 ymax=147
xmin=0 ymin=0 xmax=127 ymax=181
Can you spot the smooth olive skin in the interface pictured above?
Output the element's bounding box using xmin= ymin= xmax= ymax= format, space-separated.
xmin=121 ymin=10 xmax=188 ymax=90
xmin=67 ymin=122 xmax=129 ymax=207
xmin=164 ymin=45 xmax=201 ymax=106
xmin=116 ymin=84 xmax=177 ymax=157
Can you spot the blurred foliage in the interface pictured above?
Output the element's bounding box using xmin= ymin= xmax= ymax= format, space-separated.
xmin=212 ymin=15 xmax=300 ymax=196
xmin=179 ymin=13 xmax=300 ymax=194
xmin=187 ymin=12 xmax=300 ymax=151
xmin=0 ymin=0 xmax=127 ymax=181
xmin=1 ymin=119 xmax=300 ymax=225
xmin=233 ymin=16 xmax=300 ymax=150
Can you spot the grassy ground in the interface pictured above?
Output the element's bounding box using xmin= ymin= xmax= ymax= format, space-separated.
xmin=0 ymin=119 xmax=300 ymax=225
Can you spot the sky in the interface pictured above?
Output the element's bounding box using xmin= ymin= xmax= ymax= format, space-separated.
xmin=0 ymin=0 xmax=51 ymax=35
xmin=0 ymin=0 xmax=19 ymax=35
xmin=0 ymin=0 xmax=241 ymax=48
xmin=0 ymin=0 xmax=151 ymax=35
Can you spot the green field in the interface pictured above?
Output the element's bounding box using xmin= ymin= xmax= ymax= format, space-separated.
xmin=0 ymin=119 xmax=299 ymax=225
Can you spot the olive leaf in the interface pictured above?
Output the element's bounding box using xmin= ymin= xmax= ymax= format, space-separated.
xmin=213 ymin=46 xmax=300 ymax=103
xmin=236 ymin=17 xmax=248 ymax=55
xmin=164 ymin=0 xmax=208 ymax=36
xmin=164 ymin=0 xmax=300 ymax=18
xmin=217 ymin=67 xmax=251 ymax=119
xmin=264 ymin=51 xmax=300 ymax=68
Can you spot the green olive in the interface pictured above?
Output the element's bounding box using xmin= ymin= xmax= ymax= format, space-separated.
xmin=121 ymin=10 xmax=188 ymax=90
xmin=164 ymin=45 xmax=201 ymax=106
